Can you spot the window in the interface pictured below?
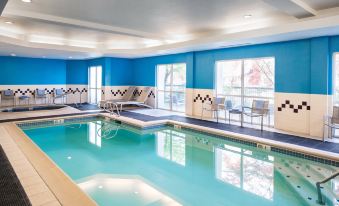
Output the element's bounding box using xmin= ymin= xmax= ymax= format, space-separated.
xmin=333 ymin=53 xmax=339 ymax=105
xmin=215 ymin=57 xmax=275 ymax=126
xmin=156 ymin=63 xmax=186 ymax=112
xmin=88 ymin=66 xmax=102 ymax=104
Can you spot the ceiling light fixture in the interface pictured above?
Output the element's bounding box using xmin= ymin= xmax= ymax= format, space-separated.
xmin=5 ymin=21 xmax=13 ymax=24
xmin=10 ymin=53 xmax=16 ymax=56
xmin=68 ymin=56 xmax=73 ymax=59
xmin=21 ymin=0 xmax=32 ymax=3
xmin=244 ymin=14 xmax=252 ymax=19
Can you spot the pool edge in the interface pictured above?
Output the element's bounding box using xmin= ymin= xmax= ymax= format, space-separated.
xmin=1 ymin=122 xmax=97 ymax=206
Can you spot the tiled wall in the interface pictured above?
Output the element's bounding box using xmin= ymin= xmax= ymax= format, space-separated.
xmin=275 ymin=92 xmax=331 ymax=139
xmin=101 ymin=86 xmax=156 ymax=108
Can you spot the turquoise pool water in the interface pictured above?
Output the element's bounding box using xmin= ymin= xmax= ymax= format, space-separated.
xmin=22 ymin=117 xmax=338 ymax=206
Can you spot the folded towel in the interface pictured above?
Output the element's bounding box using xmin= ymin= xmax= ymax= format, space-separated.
xmin=4 ymin=90 xmax=13 ymax=96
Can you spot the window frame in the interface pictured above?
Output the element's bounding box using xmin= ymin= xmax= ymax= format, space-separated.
xmin=214 ymin=57 xmax=275 ymax=126
xmin=156 ymin=63 xmax=186 ymax=112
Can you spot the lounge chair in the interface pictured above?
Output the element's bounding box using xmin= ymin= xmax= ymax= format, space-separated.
xmin=1 ymin=90 xmax=15 ymax=107
xmin=323 ymin=106 xmax=339 ymax=140
xmin=242 ymin=100 xmax=269 ymax=131
xmin=53 ymin=88 xmax=66 ymax=104
xmin=34 ymin=89 xmax=48 ymax=104
xmin=115 ymin=87 xmax=153 ymax=112
xmin=201 ymin=97 xmax=225 ymax=122
xmin=99 ymin=86 xmax=136 ymax=108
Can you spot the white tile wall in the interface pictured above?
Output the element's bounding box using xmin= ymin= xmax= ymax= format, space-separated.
xmin=65 ymin=84 xmax=88 ymax=104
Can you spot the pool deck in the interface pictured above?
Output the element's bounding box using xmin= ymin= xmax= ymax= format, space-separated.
xmin=0 ymin=106 xmax=338 ymax=205
xmin=119 ymin=110 xmax=339 ymax=155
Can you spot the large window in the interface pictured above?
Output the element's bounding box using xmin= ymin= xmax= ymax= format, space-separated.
xmin=215 ymin=57 xmax=275 ymax=126
xmin=334 ymin=53 xmax=339 ymax=105
xmin=156 ymin=63 xmax=186 ymax=112
xmin=88 ymin=66 xmax=102 ymax=104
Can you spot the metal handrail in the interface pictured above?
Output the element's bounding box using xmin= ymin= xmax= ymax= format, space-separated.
xmin=103 ymin=102 xmax=120 ymax=116
xmin=316 ymin=171 xmax=339 ymax=205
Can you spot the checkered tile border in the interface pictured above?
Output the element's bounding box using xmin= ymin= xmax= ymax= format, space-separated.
xmin=111 ymin=89 xmax=128 ymax=96
xmin=0 ymin=88 xmax=87 ymax=96
xmin=133 ymin=89 xmax=155 ymax=98
xmin=193 ymin=94 xmax=213 ymax=104
xmin=277 ymin=100 xmax=311 ymax=113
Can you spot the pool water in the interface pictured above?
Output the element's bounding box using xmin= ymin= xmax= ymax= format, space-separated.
xmin=22 ymin=118 xmax=339 ymax=206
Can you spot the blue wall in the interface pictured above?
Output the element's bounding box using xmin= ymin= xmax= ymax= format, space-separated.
xmin=132 ymin=36 xmax=338 ymax=95
xmin=0 ymin=56 xmax=66 ymax=85
xmin=132 ymin=52 xmax=194 ymax=88
xmin=66 ymin=60 xmax=88 ymax=84
xmin=66 ymin=57 xmax=133 ymax=86
xmin=1 ymin=35 xmax=339 ymax=95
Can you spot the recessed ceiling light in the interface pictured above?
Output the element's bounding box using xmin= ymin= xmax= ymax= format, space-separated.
xmin=68 ymin=56 xmax=73 ymax=59
xmin=5 ymin=21 xmax=13 ymax=24
xmin=21 ymin=0 xmax=32 ymax=3
xmin=244 ymin=14 xmax=252 ymax=19
xmin=10 ymin=53 xmax=16 ymax=56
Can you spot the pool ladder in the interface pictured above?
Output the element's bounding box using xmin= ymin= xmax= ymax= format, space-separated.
xmin=103 ymin=102 xmax=120 ymax=117
xmin=316 ymin=171 xmax=339 ymax=205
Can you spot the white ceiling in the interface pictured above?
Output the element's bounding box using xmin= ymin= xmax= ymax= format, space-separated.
xmin=0 ymin=0 xmax=339 ymax=59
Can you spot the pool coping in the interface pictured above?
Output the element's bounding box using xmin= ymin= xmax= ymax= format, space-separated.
xmin=0 ymin=120 xmax=98 ymax=206
xmin=2 ymin=112 xmax=339 ymax=206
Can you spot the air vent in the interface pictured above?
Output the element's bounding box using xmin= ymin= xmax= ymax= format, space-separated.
xmin=257 ymin=143 xmax=271 ymax=151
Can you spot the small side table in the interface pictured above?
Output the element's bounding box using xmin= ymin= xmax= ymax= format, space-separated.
xmin=227 ymin=109 xmax=243 ymax=127
xmin=19 ymin=96 xmax=30 ymax=106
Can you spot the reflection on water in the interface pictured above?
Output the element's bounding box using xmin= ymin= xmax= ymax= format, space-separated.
xmin=156 ymin=130 xmax=186 ymax=166
xmin=24 ymin=120 xmax=339 ymax=206
xmin=88 ymin=122 xmax=102 ymax=148
xmin=215 ymin=145 xmax=274 ymax=200
xmin=78 ymin=175 xmax=182 ymax=206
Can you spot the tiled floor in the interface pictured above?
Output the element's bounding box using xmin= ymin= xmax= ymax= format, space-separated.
xmin=120 ymin=110 xmax=339 ymax=154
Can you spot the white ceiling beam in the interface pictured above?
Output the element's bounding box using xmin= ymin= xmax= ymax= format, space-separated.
xmin=2 ymin=9 xmax=164 ymax=40
xmin=264 ymin=0 xmax=317 ymax=18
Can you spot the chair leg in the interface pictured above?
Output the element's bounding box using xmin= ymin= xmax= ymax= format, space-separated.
xmin=261 ymin=115 xmax=264 ymax=131
xmin=225 ymin=111 xmax=227 ymax=123
xmin=216 ymin=110 xmax=219 ymax=123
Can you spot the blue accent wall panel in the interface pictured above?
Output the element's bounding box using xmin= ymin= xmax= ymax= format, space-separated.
xmin=310 ymin=37 xmax=331 ymax=95
xmin=0 ymin=56 xmax=66 ymax=85
xmin=66 ymin=57 xmax=133 ymax=86
xmin=66 ymin=60 xmax=88 ymax=84
xmin=194 ymin=40 xmax=312 ymax=93
xmin=132 ymin=52 xmax=194 ymax=87
xmin=107 ymin=58 xmax=133 ymax=86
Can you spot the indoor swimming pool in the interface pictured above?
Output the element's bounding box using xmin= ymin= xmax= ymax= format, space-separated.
xmin=19 ymin=117 xmax=339 ymax=206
